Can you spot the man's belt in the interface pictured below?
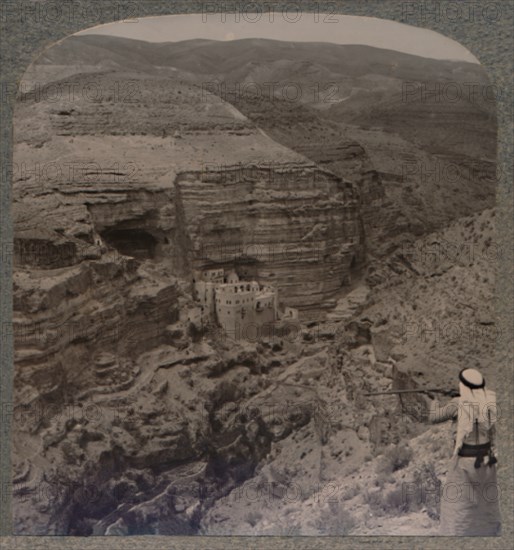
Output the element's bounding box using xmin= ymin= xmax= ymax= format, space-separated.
xmin=458 ymin=442 xmax=497 ymax=468
xmin=458 ymin=442 xmax=491 ymax=457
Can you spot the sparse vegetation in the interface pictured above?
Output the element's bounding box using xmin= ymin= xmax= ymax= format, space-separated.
xmin=377 ymin=444 xmax=413 ymax=474
xmin=244 ymin=510 xmax=263 ymax=527
xmin=374 ymin=472 xmax=395 ymax=489
xmin=412 ymin=462 xmax=441 ymax=520
xmin=315 ymin=500 xmax=356 ymax=535
xmin=364 ymin=461 xmax=441 ymax=519
xmin=364 ymin=484 xmax=415 ymax=517
xmin=341 ymin=483 xmax=361 ymax=501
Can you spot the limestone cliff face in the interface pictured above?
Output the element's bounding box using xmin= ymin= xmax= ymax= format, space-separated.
xmin=211 ymin=92 xmax=386 ymax=259
xmin=12 ymin=72 xmax=365 ymax=409
xmin=176 ymin=164 xmax=360 ymax=313
xmin=13 ymin=255 xmax=181 ymax=410
xmin=13 ymin=73 xmax=364 ymax=310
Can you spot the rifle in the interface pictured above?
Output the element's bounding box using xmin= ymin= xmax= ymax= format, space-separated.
xmin=364 ymin=388 xmax=459 ymax=397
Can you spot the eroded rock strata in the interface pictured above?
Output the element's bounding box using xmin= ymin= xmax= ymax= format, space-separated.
xmin=11 ymin=39 xmax=497 ymax=535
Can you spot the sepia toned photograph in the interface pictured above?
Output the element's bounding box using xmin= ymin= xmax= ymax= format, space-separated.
xmin=8 ymin=11 xmax=502 ymax=538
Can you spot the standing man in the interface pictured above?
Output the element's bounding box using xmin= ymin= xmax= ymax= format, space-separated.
xmin=428 ymin=368 xmax=501 ymax=535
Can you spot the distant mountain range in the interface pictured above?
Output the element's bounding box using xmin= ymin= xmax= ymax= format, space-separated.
xmin=31 ymin=35 xmax=496 ymax=160
xmin=39 ymin=35 xmax=482 ymax=81
xmin=20 ymin=34 xmax=498 ymax=249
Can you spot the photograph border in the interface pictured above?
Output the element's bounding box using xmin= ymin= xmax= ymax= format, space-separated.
xmin=1 ymin=1 xmax=512 ymax=548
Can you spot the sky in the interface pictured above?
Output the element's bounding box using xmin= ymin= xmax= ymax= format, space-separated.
xmin=77 ymin=13 xmax=480 ymax=64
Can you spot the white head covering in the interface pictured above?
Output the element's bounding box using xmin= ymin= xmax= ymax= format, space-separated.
xmin=453 ymin=368 xmax=496 ymax=456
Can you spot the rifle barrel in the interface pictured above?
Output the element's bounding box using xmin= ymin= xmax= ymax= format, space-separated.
xmin=364 ymin=388 xmax=455 ymax=397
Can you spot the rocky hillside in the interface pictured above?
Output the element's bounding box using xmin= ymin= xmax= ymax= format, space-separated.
xmin=12 ymin=208 xmax=498 ymax=535
xmin=197 ymin=208 xmax=499 ymax=536
xmin=11 ymin=35 xmax=498 ymax=535
xmin=23 ymin=36 xmax=496 ymax=254
xmin=14 ymin=71 xmax=363 ymax=315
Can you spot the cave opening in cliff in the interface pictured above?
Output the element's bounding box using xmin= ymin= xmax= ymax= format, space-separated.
xmin=100 ymin=228 xmax=158 ymax=260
